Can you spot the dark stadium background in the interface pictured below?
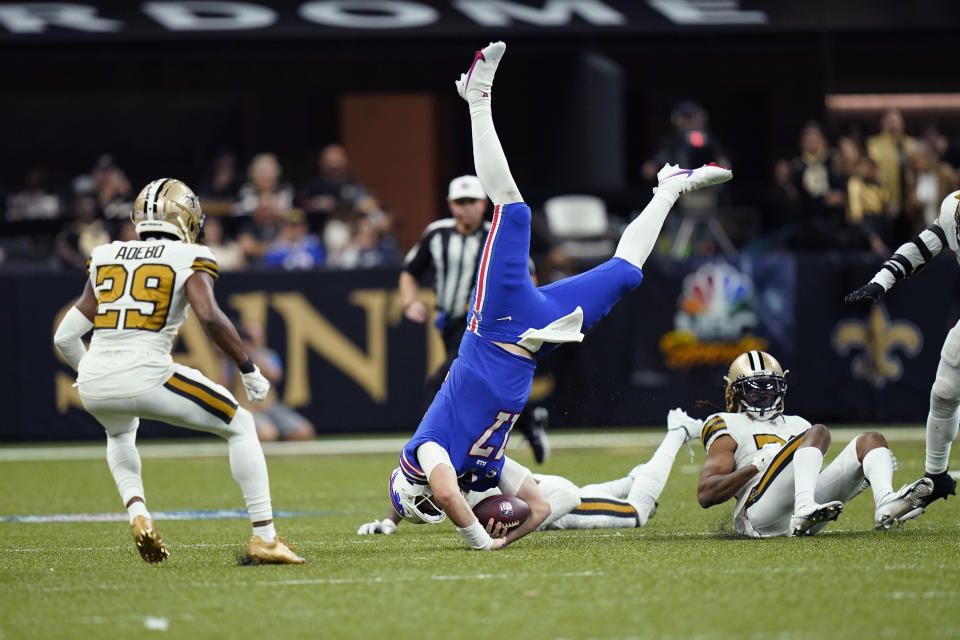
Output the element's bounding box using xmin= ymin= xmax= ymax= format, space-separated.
xmin=3 ymin=0 xmax=959 ymax=439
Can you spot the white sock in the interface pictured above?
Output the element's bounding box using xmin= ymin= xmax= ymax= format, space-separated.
xmin=793 ymin=447 xmax=824 ymax=511
xmin=252 ymin=522 xmax=276 ymax=543
xmin=862 ymin=447 xmax=895 ymax=506
xmin=614 ymin=191 xmax=680 ymax=268
xmin=469 ymin=99 xmax=523 ymax=205
xmin=106 ymin=431 xmax=148 ymax=522
xmin=227 ymin=410 xmax=274 ymax=525
xmin=925 ymin=392 xmax=959 ymax=474
xmin=127 ymin=500 xmax=150 ymax=523
xmin=625 ymin=428 xmax=687 ymax=524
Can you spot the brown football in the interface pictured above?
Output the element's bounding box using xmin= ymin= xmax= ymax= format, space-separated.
xmin=472 ymin=495 xmax=530 ymax=531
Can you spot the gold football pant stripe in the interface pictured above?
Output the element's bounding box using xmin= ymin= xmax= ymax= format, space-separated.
xmin=571 ymin=499 xmax=640 ymax=525
xmin=745 ymin=431 xmax=807 ymax=509
xmin=163 ymin=373 xmax=238 ymax=423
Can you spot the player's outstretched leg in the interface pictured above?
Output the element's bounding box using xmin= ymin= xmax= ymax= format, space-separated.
xmin=456 ymin=41 xmax=522 ymax=205
xmin=922 ymin=372 xmax=960 ymax=507
xmin=91 ymin=406 xmax=170 ymax=563
xmin=789 ymin=425 xmax=842 ymax=536
xmin=625 ymin=409 xmax=702 ymax=525
xmin=614 ymin=163 xmax=732 ymax=270
xmin=225 ymin=408 xmax=305 ymax=564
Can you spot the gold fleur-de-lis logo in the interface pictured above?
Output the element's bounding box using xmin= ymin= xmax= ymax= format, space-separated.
xmin=832 ymin=305 xmax=922 ymax=389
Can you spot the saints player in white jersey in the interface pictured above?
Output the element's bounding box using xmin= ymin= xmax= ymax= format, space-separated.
xmin=357 ymin=408 xmax=702 ymax=535
xmin=697 ymin=351 xmax=932 ymax=537
xmin=53 ymin=178 xmax=303 ymax=565
xmin=846 ymin=190 xmax=960 ymax=510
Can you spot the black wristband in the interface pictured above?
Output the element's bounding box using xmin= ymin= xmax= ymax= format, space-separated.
xmin=239 ymin=357 xmax=255 ymax=374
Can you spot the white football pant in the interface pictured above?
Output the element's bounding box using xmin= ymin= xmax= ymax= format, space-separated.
xmin=80 ymin=363 xmax=273 ymax=523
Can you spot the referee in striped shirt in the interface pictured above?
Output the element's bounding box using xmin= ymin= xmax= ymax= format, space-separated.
xmin=399 ymin=175 xmax=550 ymax=463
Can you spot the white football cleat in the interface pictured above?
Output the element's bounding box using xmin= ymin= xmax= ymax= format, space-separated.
xmin=456 ymin=41 xmax=506 ymax=102
xmin=653 ymin=163 xmax=732 ymax=196
xmin=789 ymin=500 xmax=843 ymax=537
xmin=874 ymin=477 xmax=934 ymax=530
xmin=667 ymin=407 xmax=702 ymax=459
xmin=667 ymin=408 xmax=703 ymax=443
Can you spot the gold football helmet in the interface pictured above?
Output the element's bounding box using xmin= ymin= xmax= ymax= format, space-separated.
xmin=132 ymin=178 xmax=204 ymax=243
xmin=724 ymin=350 xmax=788 ymax=419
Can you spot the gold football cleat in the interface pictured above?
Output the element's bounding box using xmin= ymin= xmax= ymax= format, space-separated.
xmin=130 ymin=515 xmax=170 ymax=563
xmin=244 ymin=535 xmax=305 ymax=565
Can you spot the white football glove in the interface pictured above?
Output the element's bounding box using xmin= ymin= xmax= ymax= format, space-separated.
xmin=241 ymin=365 xmax=271 ymax=402
xmin=357 ymin=518 xmax=397 ymax=535
xmin=752 ymin=443 xmax=781 ymax=476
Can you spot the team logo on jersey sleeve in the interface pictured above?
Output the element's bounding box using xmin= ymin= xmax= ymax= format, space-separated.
xmin=832 ymin=304 xmax=921 ymax=389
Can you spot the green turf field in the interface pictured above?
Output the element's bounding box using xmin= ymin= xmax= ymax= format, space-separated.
xmin=2 ymin=433 xmax=958 ymax=640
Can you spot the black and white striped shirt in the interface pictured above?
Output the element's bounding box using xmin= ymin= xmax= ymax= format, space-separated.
xmin=404 ymin=219 xmax=492 ymax=320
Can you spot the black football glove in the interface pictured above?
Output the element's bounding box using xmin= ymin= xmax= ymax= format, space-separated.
xmin=844 ymin=282 xmax=885 ymax=304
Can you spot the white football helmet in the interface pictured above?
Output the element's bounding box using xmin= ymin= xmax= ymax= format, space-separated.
xmin=724 ymin=350 xmax=788 ymax=420
xmin=388 ymin=467 xmax=445 ymax=525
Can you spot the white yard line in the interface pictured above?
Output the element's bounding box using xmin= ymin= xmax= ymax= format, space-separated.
xmin=0 ymin=427 xmax=926 ymax=462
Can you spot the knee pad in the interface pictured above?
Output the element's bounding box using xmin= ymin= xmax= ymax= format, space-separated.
xmin=931 ymin=364 xmax=960 ymax=411
xmin=227 ymin=407 xmax=257 ymax=439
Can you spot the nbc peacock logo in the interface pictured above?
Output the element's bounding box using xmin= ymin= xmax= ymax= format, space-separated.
xmin=659 ymin=263 xmax=768 ymax=369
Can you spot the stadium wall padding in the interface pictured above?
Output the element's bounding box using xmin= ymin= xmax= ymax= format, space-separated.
xmin=2 ymin=254 xmax=957 ymax=441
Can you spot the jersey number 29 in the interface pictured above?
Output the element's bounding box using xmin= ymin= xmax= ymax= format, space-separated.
xmin=94 ymin=263 xmax=175 ymax=331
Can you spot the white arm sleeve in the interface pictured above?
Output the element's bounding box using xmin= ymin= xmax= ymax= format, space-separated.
xmin=416 ymin=442 xmax=454 ymax=480
xmin=497 ymin=457 xmax=533 ymax=496
xmin=870 ymin=224 xmax=946 ymax=291
xmin=54 ymin=306 xmax=94 ymax=371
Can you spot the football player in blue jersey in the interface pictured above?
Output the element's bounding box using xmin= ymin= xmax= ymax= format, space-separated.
xmin=388 ymin=41 xmax=732 ymax=551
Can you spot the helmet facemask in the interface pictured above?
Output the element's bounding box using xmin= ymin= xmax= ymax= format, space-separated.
xmin=388 ymin=468 xmax=446 ymax=525
xmin=724 ymin=350 xmax=788 ymax=420
xmin=731 ymin=374 xmax=787 ymax=419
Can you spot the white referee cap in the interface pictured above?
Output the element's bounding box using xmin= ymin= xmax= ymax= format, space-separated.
xmin=447 ymin=175 xmax=486 ymax=200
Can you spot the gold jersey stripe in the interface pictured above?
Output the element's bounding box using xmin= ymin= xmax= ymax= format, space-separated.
xmin=191 ymin=264 xmax=220 ymax=280
xmin=702 ymin=416 xmax=727 ymax=445
xmin=192 ymin=257 xmax=219 ymax=269
xmin=745 ymin=431 xmax=806 ymax=508
xmin=164 ymin=375 xmax=237 ymax=422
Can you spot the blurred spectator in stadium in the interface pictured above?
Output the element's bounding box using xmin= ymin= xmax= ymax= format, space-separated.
xmin=303 ymin=144 xmax=379 ymax=217
xmin=832 ymin=136 xmax=863 ymax=184
xmin=73 ymin=154 xmax=133 ymax=220
xmin=221 ymin=322 xmax=315 ymax=442
xmin=262 ymin=208 xmax=325 ymax=270
xmin=328 ymin=215 xmax=398 ymax=269
xmin=54 ymin=195 xmax=110 ymax=270
xmin=235 ymin=153 xmax=293 ymax=262
xmin=789 ymin=122 xmax=847 ymax=215
xmin=906 ymin=142 xmax=959 ymax=228
xmin=6 ymin=166 xmax=60 ymax=221
xmin=641 ymin=101 xmax=730 ymax=181
xmin=301 ymin=144 xmax=392 ymax=242
xmin=203 ymin=216 xmax=246 ymax=271
xmin=197 ymin=148 xmax=241 ymax=216
xmin=846 ymin=157 xmax=890 ymax=256
xmin=866 ymin=109 xmax=917 ymax=220
xmin=234 ymin=152 xmax=294 ymax=219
